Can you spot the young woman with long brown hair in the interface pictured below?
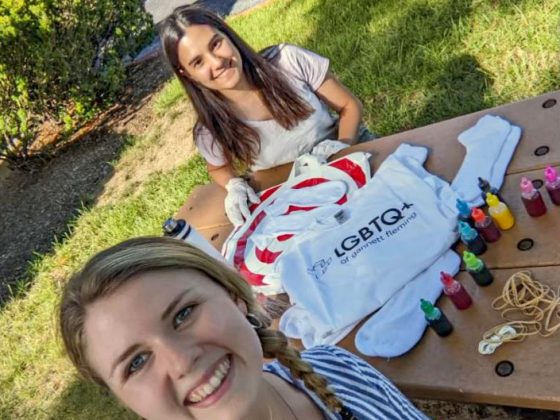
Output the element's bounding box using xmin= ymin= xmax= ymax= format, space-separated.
xmin=160 ymin=6 xmax=374 ymax=226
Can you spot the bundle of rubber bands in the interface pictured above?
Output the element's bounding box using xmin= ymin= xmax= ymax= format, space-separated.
xmin=478 ymin=270 xmax=560 ymax=355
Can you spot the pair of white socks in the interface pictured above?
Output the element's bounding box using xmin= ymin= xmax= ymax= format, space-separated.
xmin=451 ymin=115 xmax=521 ymax=206
xmin=355 ymin=250 xmax=460 ymax=357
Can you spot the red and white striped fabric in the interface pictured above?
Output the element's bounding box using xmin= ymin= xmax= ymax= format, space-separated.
xmin=221 ymin=152 xmax=372 ymax=295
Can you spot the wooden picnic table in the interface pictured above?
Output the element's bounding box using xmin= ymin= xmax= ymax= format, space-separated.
xmin=176 ymin=90 xmax=560 ymax=410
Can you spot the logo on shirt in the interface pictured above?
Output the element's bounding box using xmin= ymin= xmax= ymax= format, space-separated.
xmin=307 ymin=257 xmax=333 ymax=281
xmin=334 ymin=202 xmax=416 ymax=261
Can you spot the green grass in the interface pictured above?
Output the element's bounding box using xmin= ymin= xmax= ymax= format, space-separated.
xmin=153 ymin=78 xmax=185 ymax=116
xmin=1 ymin=0 xmax=559 ymax=417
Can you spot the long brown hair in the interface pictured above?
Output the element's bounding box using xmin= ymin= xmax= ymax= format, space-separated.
xmin=159 ymin=6 xmax=313 ymax=166
xmin=59 ymin=237 xmax=344 ymax=414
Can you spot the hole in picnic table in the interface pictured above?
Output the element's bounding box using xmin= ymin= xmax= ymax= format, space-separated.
xmin=495 ymin=360 xmax=514 ymax=377
xmin=542 ymin=99 xmax=557 ymax=108
xmin=534 ymin=146 xmax=550 ymax=156
xmin=189 ymin=206 xmax=193 ymax=211
xmin=532 ymin=179 xmax=544 ymax=189
xmin=517 ymin=238 xmax=534 ymax=251
xmin=211 ymin=233 xmax=219 ymax=241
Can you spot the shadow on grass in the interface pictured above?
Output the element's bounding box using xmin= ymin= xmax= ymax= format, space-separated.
xmin=413 ymin=53 xmax=493 ymax=126
xmin=298 ymin=0 xmax=494 ymax=134
xmin=46 ymin=379 xmax=135 ymax=420
xmin=0 ymin=58 xmax=172 ymax=309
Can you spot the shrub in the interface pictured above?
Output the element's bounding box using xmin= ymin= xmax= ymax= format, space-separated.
xmin=0 ymin=0 xmax=154 ymax=169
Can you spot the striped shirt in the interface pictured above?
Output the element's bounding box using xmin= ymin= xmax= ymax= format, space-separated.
xmin=263 ymin=345 xmax=428 ymax=420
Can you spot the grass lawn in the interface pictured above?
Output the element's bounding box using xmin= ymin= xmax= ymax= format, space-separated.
xmin=1 ymin=0 xmax=559 ymax=418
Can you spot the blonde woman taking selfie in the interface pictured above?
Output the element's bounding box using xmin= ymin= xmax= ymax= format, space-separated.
xmin=59 ymin=237 xmax=427 ymax=419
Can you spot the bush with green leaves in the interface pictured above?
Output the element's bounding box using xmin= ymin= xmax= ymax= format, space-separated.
xmin=0 ymin=0 xmax=154 ymax=169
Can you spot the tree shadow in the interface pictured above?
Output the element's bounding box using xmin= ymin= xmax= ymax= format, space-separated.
xmin=45 ymin=378 xmax=136 ymax=420
xmin=412 ymin=53 xmax=493 ymax=127
xmin=296 ymin=0 xmax=493 ymax=134
xmin=0 ymin=57 xmax=172 ymax=308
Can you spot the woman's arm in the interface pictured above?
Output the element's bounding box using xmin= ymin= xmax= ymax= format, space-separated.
xmin=315 ymin=73 xmax=363 ymax=145
xmin=207 ymin=162 xmax=238 ymax=189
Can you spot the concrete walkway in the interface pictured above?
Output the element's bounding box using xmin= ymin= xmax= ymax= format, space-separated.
xmin=135 ymin=0 xmax=267 ymax=63
xmin=145 ymin=0 xmax=266 ymax=24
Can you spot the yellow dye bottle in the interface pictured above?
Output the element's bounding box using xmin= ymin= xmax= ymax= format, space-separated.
xmin=486 ymin=193 xmax=515 ymax=230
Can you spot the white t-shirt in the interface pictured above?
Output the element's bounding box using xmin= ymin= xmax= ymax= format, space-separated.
xmin=276 ymin=145 xmax=459 ymax=335
xmin=196 ymin=44 xmax=337 ymax=170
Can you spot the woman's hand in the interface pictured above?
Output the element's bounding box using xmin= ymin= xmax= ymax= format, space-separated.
xmin=224 ymin=177 xmax=260 ymax=226
xmin=310 ymin=139 xmax=349 ymax=163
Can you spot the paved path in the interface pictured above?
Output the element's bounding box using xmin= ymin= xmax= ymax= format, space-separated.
xmin=144 ymin=0 xmax=266 ymax=25
xmin=136 ymin=0 xmax=267 ymax=62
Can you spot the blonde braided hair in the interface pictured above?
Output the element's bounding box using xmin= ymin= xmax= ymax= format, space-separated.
xmin=59 ymin=236 xmax=345 ymax=414
xmin=257 ymin=326 xmax=343 ymax=413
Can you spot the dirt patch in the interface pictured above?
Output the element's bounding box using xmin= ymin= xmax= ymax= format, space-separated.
xmin=0 ymin=57 xmax=178 ymax=302
xmin=415 ymin=399 xmax=560 ymax=419
xmin=97 ymin=99 xmax=197 ymax=206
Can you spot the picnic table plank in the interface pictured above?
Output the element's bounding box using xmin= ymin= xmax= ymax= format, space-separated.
xmin=177 ymin=183 xmax=229 ymax=228
xmin=338 ymin=266 xmax=560 ymax=410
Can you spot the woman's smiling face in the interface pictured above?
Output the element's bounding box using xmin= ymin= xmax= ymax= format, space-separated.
xmin=177 ymin=24 xmax=245 ymax=92
xmin=83 ymin=269 xmax=264 ymax=420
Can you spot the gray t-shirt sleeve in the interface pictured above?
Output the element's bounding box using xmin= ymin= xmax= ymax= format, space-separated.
xmin=195 ymin=126 xmax=227 ymax=167
xmin=274 ymin=43 xmax=330 ymax=91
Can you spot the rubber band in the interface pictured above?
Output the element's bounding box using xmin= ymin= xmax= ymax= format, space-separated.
xmin=478 ymin=271 xmax=560 ymax=355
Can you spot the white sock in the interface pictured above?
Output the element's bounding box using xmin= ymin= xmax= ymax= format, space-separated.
xmin=451 ymin=115 xmax=516 ymax=206
xmin=354 ymin=250 xmax=460 ymax=358
xmin=393 ymin=143 xmax=429 ymax=165
xmin=279 ymin=305 xmax=358 ymax=348
xmin=489 ymin=125 xmax=522 ymax=191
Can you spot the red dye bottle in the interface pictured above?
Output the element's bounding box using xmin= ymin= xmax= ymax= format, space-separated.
xmin=520 ymin=177 xmax=547 ymax=217
xmin=440 ymin=272 xmax=472 ymax=310
xmin=471 ymin=208 xmax=501 ymax=243
xmin=544 ymin=166 xmax=560 ymax=205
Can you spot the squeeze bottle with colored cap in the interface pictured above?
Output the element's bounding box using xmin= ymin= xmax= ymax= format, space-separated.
xmin=420 ymin=299 xmax=453 ymax=337
xmin=544 ymin=166 xmax=560 ymax=205
xmin=163 ymin=218 xmax=227 ymax=263
xmin=440 ymin=272 xmax=472 ymax=310
xmin=458 ymin=221 xmax=487 ymax=255
xmin=463 ymin=251 xmax=493 ymax=286
xmin=478 ymin=177 xmax=505 ymax=203
xmin=456 ymin=199 xmax=474 ymax=227
xmin=471 ymin=208 xmax=501 ymax=243
xmin=520 ymin=177 xmax=547 ymax=217
xmin=486 ymin=193 xmax=515 ymax=230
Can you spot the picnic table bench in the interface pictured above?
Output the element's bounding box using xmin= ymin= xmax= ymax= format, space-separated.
xmin=176 ymin=90 xmax=560 ymax=410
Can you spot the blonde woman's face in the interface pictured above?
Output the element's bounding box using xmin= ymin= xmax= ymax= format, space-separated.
xmin=83 ymin=269 xmax=264 ymax=420
xmin=177 ymin=24 xmax=244 ymax=92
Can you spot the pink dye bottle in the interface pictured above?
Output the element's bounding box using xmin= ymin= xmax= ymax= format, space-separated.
xmin=544 ymin=166 xmax=560 ymax=205
xmin=440 ymin=272 xmax=472 ymax=310
xmin=520 ymin=177 xmax=547 ymax=217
